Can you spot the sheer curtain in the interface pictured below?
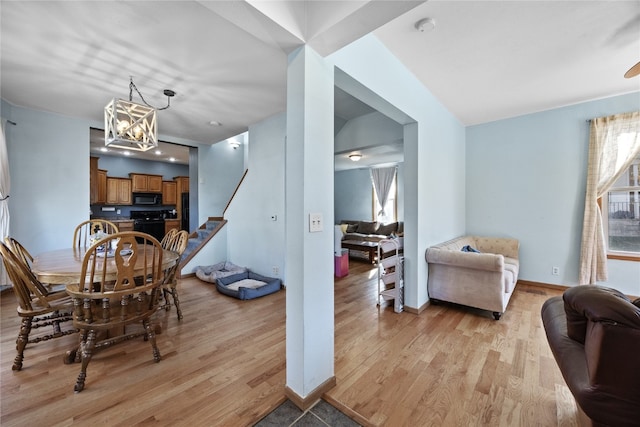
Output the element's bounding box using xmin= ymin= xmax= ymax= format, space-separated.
xmin=0 ymin=120 xmax=10 ymax=286
xmin=370 ymin=166 xmax=396 ymax=219
xmin=579 ymin=111 xmax=640 ymax=284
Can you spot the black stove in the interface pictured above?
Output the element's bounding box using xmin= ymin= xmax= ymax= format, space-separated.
xmin=130 ymin=210 xmax=165 ymax=241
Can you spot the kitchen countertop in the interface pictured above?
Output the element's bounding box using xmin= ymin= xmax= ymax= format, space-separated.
xmin=90 ymin=217 xmax=134 ymax=222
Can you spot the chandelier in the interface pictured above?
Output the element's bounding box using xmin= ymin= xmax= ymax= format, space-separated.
xmin=104 ymin=77 xmax=175 ymax=152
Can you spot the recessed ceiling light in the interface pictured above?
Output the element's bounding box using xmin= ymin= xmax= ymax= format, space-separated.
xmin=100 ymin=147 xmax=108 ymax=152
xmin=123 ymin=151 xmax=131 ymax=156
xmin=169 ymin=157 xmax=176 ymax=162
xmin=209 ymin=120 xmax=222 ymax=126
xmin=155 ymin=150 xmax=162 ymax=155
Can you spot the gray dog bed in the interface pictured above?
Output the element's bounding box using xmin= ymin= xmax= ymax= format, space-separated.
xmin=195 ymin=261 xmax=247 ymax=284
xmin=216 ymin=271 xmax=282 ymax=300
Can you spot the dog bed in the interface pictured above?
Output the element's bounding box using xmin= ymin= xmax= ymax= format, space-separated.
xmin=195 ymin=261 xmax=247 ymax=284
xmin=216 ymin=271 xmax=281 ymax=300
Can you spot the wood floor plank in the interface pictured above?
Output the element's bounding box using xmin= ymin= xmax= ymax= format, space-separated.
xmin=1 ymin=260 xmax=576 ymax=426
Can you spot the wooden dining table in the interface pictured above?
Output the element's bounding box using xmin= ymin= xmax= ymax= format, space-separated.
xmin=32 ymin=246 xmax=179 ymax=286
xmin=31 ymin=246 xmax=179 ymax=364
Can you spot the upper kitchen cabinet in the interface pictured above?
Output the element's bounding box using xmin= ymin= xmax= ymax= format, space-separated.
xmin=90 ymin=157 xmax=99 ymax=203
xmin=97 ymin=169 xmax=107 ymax=204
xmin=162 ymin=181 xmax=177 ymax=205
xmin=130 ymin=173 xmax=163 ymax=193
xmin=90 ymin=156 xmax=107 ymax=204
xmin=174 ymin=176 xmax=189 ymax=195
xmin=106 ymin=178 xmax=132 ymax=205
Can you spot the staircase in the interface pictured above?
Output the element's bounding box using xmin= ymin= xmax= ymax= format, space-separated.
xmin=179 ymin=217 xmax=226 ymax=269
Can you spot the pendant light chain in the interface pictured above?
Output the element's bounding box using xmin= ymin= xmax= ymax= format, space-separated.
xmin=128 ymin=77 xmax=173 ymax=111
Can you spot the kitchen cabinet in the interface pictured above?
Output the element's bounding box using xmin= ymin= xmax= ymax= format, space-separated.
xmin=106 ymin=178 xmax=132 ymax=205
xmin=96 ymin=169 xmax=107 ymax=204
xmin=130 ymin=173 xmax=163 ymax=193
xmin=165 ymin=219 xmax=180 ymax=235
xmin=174 ymin=176 xmax=189 ymax=195
xmin=162 ymin=181 xmax=177 ymax=205
xmin=114 ymin=220 xmax=134 ymax=232
xmin=90 ymin=157 xmax=99 ymax=204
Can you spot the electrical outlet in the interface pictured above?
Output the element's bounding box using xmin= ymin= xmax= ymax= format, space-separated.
xmin=552 ymin=266 xmax=560 ymax=276
xmin=272 ymin=266 xmax=279 ymax=275
xmin=309 ymin=213 xmax=323 ymax=232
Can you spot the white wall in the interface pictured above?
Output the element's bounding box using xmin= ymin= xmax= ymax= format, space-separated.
xmin=225 ymin=113 xmax=286 ymax=278
xmin=466 ymin=92 xmax=640 ymax=296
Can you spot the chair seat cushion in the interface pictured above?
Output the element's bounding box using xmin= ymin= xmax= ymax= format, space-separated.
xmin=216 ymin=271 xmax=281 ymax=300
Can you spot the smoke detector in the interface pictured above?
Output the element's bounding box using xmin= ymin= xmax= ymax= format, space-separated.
xmin=415 ymin=18 xmax=436 ymax=33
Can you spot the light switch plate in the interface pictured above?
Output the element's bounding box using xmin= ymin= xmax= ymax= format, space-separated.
xmin=309 ymin=213 xmax=323 ymax=232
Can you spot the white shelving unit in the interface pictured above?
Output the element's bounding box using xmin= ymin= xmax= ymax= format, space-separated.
xmin=377 ymin=238 xmax=404 ymax=313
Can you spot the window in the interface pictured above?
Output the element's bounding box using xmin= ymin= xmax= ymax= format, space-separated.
xmin=373 ymin=175 xmax=397 ymax=224
xmin=603 ymin=154 xmax=640 ymax=258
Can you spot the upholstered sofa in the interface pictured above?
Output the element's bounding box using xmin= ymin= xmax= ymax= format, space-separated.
xmin=338 ymin=220 xmax=403 ymax=243
xmin=541 ymin=285 xmax=640 ymax=427
xmin=338 ymin=220 xmax=404 ymax=263
xmin=425 ymin=235 xmax=519 ymax=320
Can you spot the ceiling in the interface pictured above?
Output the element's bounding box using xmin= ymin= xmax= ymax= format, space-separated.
xmin=2 ymin=1 xmax=639 ymax=168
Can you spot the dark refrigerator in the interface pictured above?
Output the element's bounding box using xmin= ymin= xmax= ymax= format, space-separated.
xmin=181 ymin=192 xmax=189 ymax=231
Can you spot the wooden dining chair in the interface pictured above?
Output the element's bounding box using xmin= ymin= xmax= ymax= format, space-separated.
xmin=160 ymin=230 xmax=188 ymax=320
xmin=72 ymin=219 xmax=119 ymax=248
xmin=4 ymin=236 xmax=65 ymax=293
xmin=160 ymin=228 xmax=178 ymax=248
xmin=65 ymin=231 xmax=164 ymax=392
xmin=4 ymin=236 xmax=34 ymax=269
xmin=0 ymin=241 xmax=77 ymax=371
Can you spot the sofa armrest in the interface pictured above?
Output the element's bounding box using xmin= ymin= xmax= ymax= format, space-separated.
xmin=543 ymin=289 xmax=640 ymax=426
xmin=425 ymin=247 xmax=504 ymax=272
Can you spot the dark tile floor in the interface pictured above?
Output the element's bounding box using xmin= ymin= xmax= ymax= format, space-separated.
xmin=254 ymin=399 xmax=361 ymax=427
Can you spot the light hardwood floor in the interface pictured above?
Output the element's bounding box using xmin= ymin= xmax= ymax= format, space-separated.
xmin=1 ymin=261 xmax=577 ymax=426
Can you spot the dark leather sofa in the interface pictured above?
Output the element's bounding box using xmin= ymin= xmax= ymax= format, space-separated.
xmin=541 ymin=285 xmax=640 ymax=427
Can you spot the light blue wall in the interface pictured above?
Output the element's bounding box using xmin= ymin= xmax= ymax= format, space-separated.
xmin=466 ymin=92 xmax=640 ymax=296
xmin=334 ymin=168 xmax=373 ymax=222
xmin=330 ymin=35 xmax=466 ymax=309
xmin=94 ymin=155 xmax=188 ymax=180
xmin=334 ymin=111 xmax=403 ymax=152
xmin=196 ymin=140 xmax=245 ymax=223
xmin=334 ymin=163 xmax=405 ymax=223
xmin=4 ymin=103 xmax=90 ymax=253
xmin=225 ymin=113 xmax=286 ymax=278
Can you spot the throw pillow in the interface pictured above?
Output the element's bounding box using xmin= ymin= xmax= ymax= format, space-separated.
xmin=346 ymin=224 xmax=358 ymax=233
xmin=377 ymin=222 xmax=398 ymax=236
xmin=356 ymin=221 xmax=378 ymax=234
xmin=340 ymin=224 xmax=348 ymax=235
